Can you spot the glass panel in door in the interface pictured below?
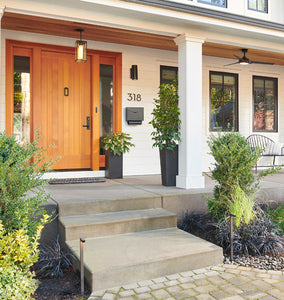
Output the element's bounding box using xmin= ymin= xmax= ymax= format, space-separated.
xmin=13 ymin=56 xmax=30 ymax=142
xmin=100 ymin=64 xmax=114 ymax=164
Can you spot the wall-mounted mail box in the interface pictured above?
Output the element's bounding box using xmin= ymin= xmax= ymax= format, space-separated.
xmin=126 ymin=107 xmax=144 ymax=125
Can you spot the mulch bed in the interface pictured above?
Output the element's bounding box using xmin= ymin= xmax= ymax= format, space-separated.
xmin=33 ymin=267 xmax=91 ymax=300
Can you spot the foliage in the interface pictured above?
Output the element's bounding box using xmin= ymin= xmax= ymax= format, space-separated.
xmin=34 ymin=236 xmax=73 ymax=278
xmin=266 ymin=204 xmax=284 ymax=236
xmin=0 ymin=132 xmax=54 ymax=299
xmin=206 ymin=133 xmax=278 ymax=222
xmin=0 ymin=132 xmax=53 ymax=237
xmin=178 ymin=211 xmax=208 ymax=233
xmin=149 ymin=80 xmax=181 ymax=151
xmin=228 ymin=184 xmax=256 ymax=228
xmin=103 ymin=132 xmax=135 ymax=156
xmin=0 ymin=218 xmax=48 ymax=299
xmin=215 ymin=210 xmax=283 ymax=256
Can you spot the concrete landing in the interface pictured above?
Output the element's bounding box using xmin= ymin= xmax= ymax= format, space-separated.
xmin=67 ymin=228 xmax=223 ymax=291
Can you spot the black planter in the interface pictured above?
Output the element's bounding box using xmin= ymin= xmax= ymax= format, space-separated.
xmin=105 ymin=150 xmax=123 ymax=179
xmin=159 ymin=146 xmax=178 ymax=186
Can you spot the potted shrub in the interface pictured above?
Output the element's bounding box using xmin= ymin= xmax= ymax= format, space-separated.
xmin=103 ymin=132 xmax=135 ymax=179
xmin=149 ymin=80 xmax=181 ymax=186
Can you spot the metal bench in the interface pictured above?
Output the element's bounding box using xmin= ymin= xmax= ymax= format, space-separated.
xmin=246 ymin=134 xmax=284 ymax=171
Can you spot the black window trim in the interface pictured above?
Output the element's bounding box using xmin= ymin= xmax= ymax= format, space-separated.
xmin=160 ymin=65 xmax=178 ymax=85
xmin=248 ymin=0 xmax=268 ymax=13
xmin=198 ymin=0 xmax=227 ymax=8
xmin=209 ymin=70 xmax=239 ymax=132
xmin=252 ymin=75 xmax=278 ymax=133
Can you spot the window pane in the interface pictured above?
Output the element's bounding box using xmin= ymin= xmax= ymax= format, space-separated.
xmin=248 ymin=0 xmax=257 ymax=9
xmin=100 ymin=64 xmax=113 ymax=155
xmin=258 ymin=0 xmax=265 ymax=11
xmin=13 ymin=56 xmax=30 ymax=142
xmin=210 ymin=72 xmax=238 ymax=131
xmin=248 ymin=0 xmax=267 ymax=11
xmin=160 ymin=66 xmax=178 ymax=84
xmin=198 ymin=0 xmax=226 ymax=7
xmin=253 ymin=77 xmax=277 ymax=132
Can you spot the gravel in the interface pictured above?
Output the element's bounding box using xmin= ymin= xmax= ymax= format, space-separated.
xmin=224 ymin=253 xmax=284 ymax=270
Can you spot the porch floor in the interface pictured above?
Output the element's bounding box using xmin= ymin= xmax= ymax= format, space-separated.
xmin=45 ymin=172 xmax=284 ymax=215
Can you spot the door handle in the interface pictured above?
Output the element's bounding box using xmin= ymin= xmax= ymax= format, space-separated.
xmin=83 ymin=116 xmax=91 ymax=130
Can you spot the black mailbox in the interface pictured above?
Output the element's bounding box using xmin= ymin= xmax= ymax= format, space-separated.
xmin=126 ymin=107 xmax=144 ymax=125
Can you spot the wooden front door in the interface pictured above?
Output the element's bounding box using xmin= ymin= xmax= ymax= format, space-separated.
xmin=38 ymin=51 xmax=91 ymax=169
xmin=6 ymin=40 xmax=122 ymax=171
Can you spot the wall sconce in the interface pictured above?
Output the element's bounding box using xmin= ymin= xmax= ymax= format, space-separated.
xmin=130 ymin=65 xmax=138 ymax=80
xmin=75 ymin=29 xmax=87 ymax=63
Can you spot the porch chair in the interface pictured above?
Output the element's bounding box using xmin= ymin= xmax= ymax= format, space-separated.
xmin=246 ymin=134 xmax=284 ymax=171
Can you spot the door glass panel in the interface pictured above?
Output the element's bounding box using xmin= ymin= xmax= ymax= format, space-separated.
xmin=13 ymin=56 xmax=30 ymax=142
xmin=100 ymin=64 xmax=113 ymax=155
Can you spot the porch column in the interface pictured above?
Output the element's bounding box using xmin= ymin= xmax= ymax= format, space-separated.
xmin=174 ymin=34 xmax=205 ymax=189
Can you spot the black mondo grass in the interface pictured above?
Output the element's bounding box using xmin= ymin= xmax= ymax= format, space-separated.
xmin=34 ymin=236 xmax=74 ymax=278
xmin=215 ymin=213 xmax=284 ymax=256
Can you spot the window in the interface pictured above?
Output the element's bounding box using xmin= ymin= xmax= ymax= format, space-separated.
xmin=248 ymin=0 xmax=268 ymax=12
xmin=198 ymin=0 xmax=227 ymax=8
xmin=253 ymin=76 xmax=277 ymax=132
xmin=210 ymin=71 xmax=238 ymax=131
xmin=160 ymin=65 xmax=178 ymax=85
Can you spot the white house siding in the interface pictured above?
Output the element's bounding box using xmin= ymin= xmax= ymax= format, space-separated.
xmin=202 ymin=55 xmax=284 ymax=172
xmin=2 ymin=29 xmax=284 ymax=175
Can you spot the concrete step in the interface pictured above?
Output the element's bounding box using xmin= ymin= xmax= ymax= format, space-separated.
xmin=57 ymin=196 xmax=162 ymax=217
xmin=67 ymin=228 xmax=223 ymax=292
xmin=59 ymin=208 xmax=177 ymax=241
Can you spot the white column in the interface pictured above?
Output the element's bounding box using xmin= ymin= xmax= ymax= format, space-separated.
xmin=174 ymin=34 xmax=205 ymax=189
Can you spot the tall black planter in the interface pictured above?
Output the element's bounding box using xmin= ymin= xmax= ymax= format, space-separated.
xmin=105 ymin=150 xmax=123 ymax=179
xmin=159 ymin=146 xmax=178 ymax=186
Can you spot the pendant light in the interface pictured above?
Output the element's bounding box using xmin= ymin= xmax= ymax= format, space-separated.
xmin=75 ymin=29 xmax=87 ymax=62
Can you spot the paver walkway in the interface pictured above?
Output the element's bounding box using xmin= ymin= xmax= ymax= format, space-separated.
xmin=88 ymin=264 xmax=284 ymax=300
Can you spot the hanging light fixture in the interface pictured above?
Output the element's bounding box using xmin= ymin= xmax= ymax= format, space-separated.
xmin=75 ymin=29 xmax=87 ymax=63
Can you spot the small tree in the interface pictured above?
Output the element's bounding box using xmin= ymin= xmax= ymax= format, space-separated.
xmin=207 ymin=133 xmax=278 ymax=223
xmin=0 ymin=132 xmax=54 ymax=298
xmin=149 ymin=81 xmax=181 ymax=151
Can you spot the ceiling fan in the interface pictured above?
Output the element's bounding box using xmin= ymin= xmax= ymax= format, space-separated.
xmin=224 ymin=49 xmax=274 ymax=66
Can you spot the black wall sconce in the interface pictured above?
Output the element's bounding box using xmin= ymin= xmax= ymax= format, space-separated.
xmin=75 ymin=29 xmax=87 ymax=63
xmin=130 ymin=65 xmax=138 ymax=80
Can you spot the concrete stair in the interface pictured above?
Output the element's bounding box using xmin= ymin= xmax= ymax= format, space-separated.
xmin=58 ymin=196 xmax=223 ymax=292
xmin=67 ymin=228 xmax=223 ymax=291
xmin=59 ymin=208 xmax=177 ymax=240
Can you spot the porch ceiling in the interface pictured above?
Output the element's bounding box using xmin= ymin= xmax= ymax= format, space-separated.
xmin=2 ymin=12 xmax=284 ymax=66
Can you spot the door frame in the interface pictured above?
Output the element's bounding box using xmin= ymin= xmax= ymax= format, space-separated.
xmin=6 ymin=40 xmax=122 ymax=170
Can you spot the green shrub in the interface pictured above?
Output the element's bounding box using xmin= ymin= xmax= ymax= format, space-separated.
xmin=207 ymin=133 xmax=278 ymax=222
xmin=0 ymin=218 xmax=49 ymax=299
xmin=103 ymin=132 xmax=134 ymax=156
xmin=228 ymin=184 xmax=256 ymax=228
xmin=149 ymin=81 xmax=181 ymax=151
xmin=0 ymin=132 xmax=54 ymax=299
xmin=0 ymin=132 xmax=53 ymax=236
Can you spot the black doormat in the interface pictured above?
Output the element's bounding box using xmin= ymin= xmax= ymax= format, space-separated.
xmin=49 ymin=177 xmax=105 ymax=184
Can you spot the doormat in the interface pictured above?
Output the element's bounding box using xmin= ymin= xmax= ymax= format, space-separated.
xmin=49 ymin=177 xmax=105 ymax=184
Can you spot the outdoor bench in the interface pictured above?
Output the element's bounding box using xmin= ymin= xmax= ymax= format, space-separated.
xmin=246 ymin=134 xmax=284 ymax=171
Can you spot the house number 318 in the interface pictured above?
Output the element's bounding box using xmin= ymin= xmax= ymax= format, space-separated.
xmin=127 ymin=93 xmax=142 ymax=102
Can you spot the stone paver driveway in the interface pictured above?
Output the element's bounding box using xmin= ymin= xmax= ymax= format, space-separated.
xmin=88 ymin=264 xmax=284 ymax=300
